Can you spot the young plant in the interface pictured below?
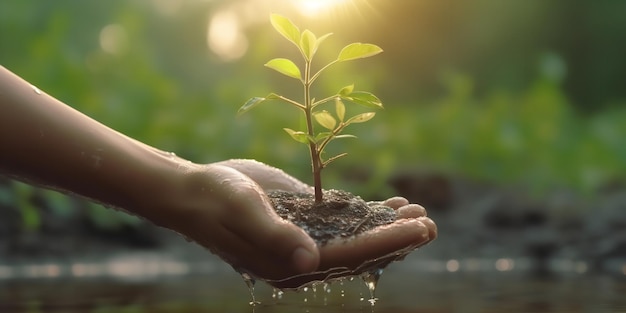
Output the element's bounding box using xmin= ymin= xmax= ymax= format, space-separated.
xmin=239 ymin=14 xmax=383 ymax=203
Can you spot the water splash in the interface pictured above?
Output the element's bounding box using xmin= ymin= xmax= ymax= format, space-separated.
xmin=361 ymin=268 xmax=383 ymax=305
xmin=241 ymin=272 xmax=260 ymax=306
xmin=323 ymin=282 xmax=331 ymax=293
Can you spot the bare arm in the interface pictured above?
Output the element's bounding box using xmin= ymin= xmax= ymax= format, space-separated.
xmin=0 ymin=66 xmax=185 ymax=221
xmin=0 ymin=66 xmax=320 ymax=279
xmin=0 ymin=66 xmax=436 ymax=288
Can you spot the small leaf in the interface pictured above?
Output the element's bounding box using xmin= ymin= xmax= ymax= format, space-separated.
xmin=338 ymin=84 xmax=354 ymax=96
xmin=315 ymin=132 xmax=332 ymax=143
xmin=335 ymin=98 xmax=345 ymax=121
xmin=337 ymin=43 xmax=383 ymax=62
xmin=343 ymin=91 xmax=383 ymax=109
xmin=334 ymin=134 xmax=357 ymax=139
xmin=314 ymin=111 xmax=337 ymax=130
xmin=265 ymin=58 xmax=301 ymax=80
xmin=283 ymin=128 xmax=310 ymax=144
xmin=238 ymin=97 xmax=268 ymax=115
xmin=316 ymin=33 xmax=333 ymax=47
xmin=346 ymin=112 xmax=376 ymax=124
xmin=300 ymin=30 xmax=317 ymax=60
xmin=270 ymin=14 xmax=300 ymax=47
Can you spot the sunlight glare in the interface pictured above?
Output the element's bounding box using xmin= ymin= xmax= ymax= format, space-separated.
xmin=296 ymin=0 xmax=348 ymax=17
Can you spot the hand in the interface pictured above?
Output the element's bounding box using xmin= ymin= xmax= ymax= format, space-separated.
xmin=216 ymin=160 xmax=437 ymax=289
xmin=162 ymin=162 xmax=320 ymax=281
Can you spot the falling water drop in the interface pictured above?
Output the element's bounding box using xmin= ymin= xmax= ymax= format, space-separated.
xmin=241 ymin=272 xmax=260 ymax=306
xmin=361 ymin=268 xmax=383 ymax=305
xmin=271 ymin=288 xmax=284 ymax=300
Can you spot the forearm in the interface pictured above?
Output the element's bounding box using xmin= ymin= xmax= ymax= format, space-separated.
xmin=0 ymin=66 xmax=192 ymax=222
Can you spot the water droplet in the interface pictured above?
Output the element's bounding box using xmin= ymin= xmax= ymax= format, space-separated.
xmin=30 ymin=85 xmax=42 ymax=95
xmin=272 ymin=288 xmax=283 ymax=300
xmin=361 ymin=268 xmax=383 ymax=306
xmin=167 ymin=151 xmax=177 ymax=158
xmin=241 ymin=272 xmax=260 ymax=306
xmin=339 ymin=278 xmax=345 ymax=297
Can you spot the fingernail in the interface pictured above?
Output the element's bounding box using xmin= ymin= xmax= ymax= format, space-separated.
xmin=292 ymin=246 xmax=318 ymax=274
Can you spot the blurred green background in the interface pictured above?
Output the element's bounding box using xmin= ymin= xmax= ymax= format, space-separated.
xmin=1 ymin=0 xmax=626 ymax=230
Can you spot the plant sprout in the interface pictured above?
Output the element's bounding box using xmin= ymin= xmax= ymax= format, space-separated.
xmin=239 ymin=14 xmax=383 ymax=203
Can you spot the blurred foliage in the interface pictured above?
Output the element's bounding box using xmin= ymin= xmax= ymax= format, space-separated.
xmin=1 ymin=0 xmax=625 ymax=231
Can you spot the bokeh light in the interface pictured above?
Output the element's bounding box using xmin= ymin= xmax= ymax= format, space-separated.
xmin=207 ymin=10 xmax=248 ymax=62
xmin=99 ymin=24 xmax=127 ymax=55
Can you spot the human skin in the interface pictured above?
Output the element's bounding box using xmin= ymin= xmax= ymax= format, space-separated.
xmin=0 ymin=66 xmax=436 ymax=288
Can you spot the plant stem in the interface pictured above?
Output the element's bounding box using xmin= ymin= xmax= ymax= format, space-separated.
xmin=304 ymin=59 xmax=323 ymax=203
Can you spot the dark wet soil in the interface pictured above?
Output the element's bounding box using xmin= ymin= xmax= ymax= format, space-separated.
xmin=267 ymin=189 xmax=397 ymax=245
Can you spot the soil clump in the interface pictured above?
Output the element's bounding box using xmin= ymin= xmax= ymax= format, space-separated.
xmin=267 ymin=189 xmax=397 ymax=244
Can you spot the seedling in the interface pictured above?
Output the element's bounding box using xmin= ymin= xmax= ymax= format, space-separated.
xmin=239 ymin=14 xmax=383 ymax=203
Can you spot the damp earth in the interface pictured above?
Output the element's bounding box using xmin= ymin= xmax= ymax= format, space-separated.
xmin=268 ymin=189 xmax=398 ymax=245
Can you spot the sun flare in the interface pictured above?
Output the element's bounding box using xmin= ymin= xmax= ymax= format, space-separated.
xmin=296 ymin=0 xmax=348 ymax=17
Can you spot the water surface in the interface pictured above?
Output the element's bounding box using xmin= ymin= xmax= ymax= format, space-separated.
xmin=1 ymin=259 xmax=625 ymax=313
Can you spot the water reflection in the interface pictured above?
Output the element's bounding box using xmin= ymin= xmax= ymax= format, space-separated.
xmin=1 ymin=258 xmax=626 ymax=312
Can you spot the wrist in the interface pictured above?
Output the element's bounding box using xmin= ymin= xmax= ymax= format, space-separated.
xmin=124 ymin=149 xmax=200 ymax=229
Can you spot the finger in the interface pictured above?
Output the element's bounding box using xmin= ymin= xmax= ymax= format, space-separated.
xmin=396 ymin=204 xmax=427 ymax=219
xmin=217 ymin=220 xmax=319 ymax=281
xmin=417 ymin=216 xmax=438 ymax=240
xmin=318 ymin=219 xmax=430 ymax=270
xmin=382 ymin=196 xmax=409 ymax=209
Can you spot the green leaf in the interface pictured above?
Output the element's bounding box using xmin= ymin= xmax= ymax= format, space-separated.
xmin=265 ymin=58 xmax=301 ymax=80
xmin=314 ymin=111 xmax=337 ymax=130
xmin=337 ymin=43 xmax=383 ymax=62
xmin=335 ymin=98 xmax=345 ymax=121
xmin=346 ymin=112 xmax=376 ymax=124
xmin=283 ymin=128 xmax=311 ymax=144
xmin=316 ymin=33 xmax=333 ymax=47
xmin=238 ymin=97 xmax=268 ymax=115
xmin=270 ymin=14 xmax=300 ymax=47
xmin=334 ymin=134 xmax=357 ymax=139
xmin=338 ymin=84 xmax=354 ymax=96
xmin=300 ymin=30 xmax=317 ymax=60
xmin=315 ymin=131 xmax=332 ymax=143
xmin=343 ymin=91 xmax=383 ymax=109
